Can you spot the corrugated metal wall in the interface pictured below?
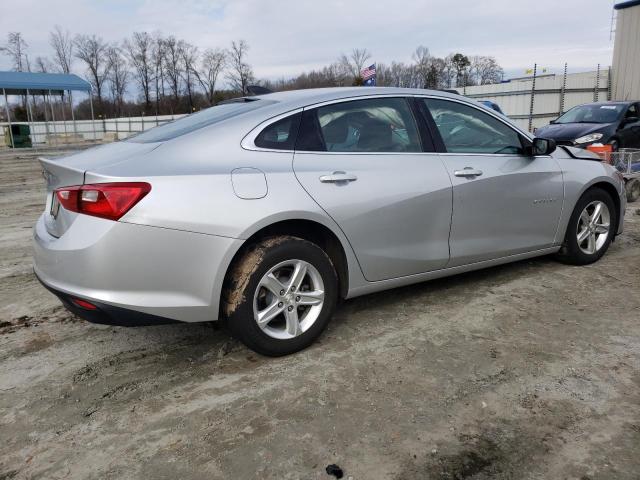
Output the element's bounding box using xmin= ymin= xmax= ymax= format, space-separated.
xmin=612 ymin=2 xmax=640 ymax=101
xmin=463 ymin=70 xmax=609 ymax=131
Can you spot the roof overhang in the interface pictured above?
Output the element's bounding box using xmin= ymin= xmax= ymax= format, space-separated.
xmin=0 ymin=71 xmax=91 ymax=95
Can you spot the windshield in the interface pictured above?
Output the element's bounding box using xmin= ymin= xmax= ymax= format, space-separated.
xmin=127 ymin=99 xmax=275 ymax=143
xmin=555 ymin=104 xmax=625 ymax=124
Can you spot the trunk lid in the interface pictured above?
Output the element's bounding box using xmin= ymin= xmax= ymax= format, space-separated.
xmin=39 ymin=141 xmax=161 ymax=237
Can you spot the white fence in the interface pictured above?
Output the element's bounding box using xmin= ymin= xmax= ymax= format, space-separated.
xmin=1 ymin=113 xmax=187 ymax=147
xmin=463 ymin=69 xmax=610 ymax=132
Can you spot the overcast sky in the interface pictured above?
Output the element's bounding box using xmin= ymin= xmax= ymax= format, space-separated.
xmin=0 ymin=0 xmax=617 ymax=82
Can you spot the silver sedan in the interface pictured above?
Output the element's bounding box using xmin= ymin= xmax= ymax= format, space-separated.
xmin=33 ymin=88 xmax=626 ymax=355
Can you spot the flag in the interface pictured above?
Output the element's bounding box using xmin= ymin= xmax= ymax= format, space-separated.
xmin=361 ymin=64 xmax=376 ymax=86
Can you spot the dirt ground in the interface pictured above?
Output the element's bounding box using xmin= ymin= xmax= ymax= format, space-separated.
xmin=1 ymin=151 xmax=639 ymax=480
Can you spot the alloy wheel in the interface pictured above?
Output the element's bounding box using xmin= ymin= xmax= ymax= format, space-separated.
xmin=253 ymin=259 xmax=325 ymax=340
xmin=576 ymin=200 xmax=610 ymax=255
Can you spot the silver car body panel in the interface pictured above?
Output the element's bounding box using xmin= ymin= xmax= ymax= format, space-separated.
xmin=33 ymin=87 xmax=626 ymax=322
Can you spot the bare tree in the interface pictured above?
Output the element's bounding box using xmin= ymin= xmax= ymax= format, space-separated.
xmin=151 ymin=33 xmax=166 ymax=114
xmin=339 ymin=48 xmax=371 ymax=82
xmin=162 ymin=36 xmax=186 ymax=111
xmin=34 ymin=56 xmax=53 ymax=73
xmin=107 ymin=45 xmax=129 ymax=116
xmin=74 ymin=34 xmax=110 ymax=114
xmin=1 ymin=32 xmax=30 ymax=71
xmin=194 ymin=48 xmax=225 ymax=105
xmin=226 ymin=40 xmax=254 ymax=95
xmin=49 ymin=26 xmax=73 ymax=74
xmin=412 ymin=45 xmax=431 ymax=88
xmin=469 ymin=55 xmax=503 ymax=85
xmin=125 ymin=32 xmax=153 ymax=109
xmin=179 ymin=42 xmax=199 ymax=112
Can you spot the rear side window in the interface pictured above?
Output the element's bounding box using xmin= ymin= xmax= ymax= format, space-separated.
xmin=296 ymin=98 xmax=422 ymax=153
xmin=423 ymin=98 xmax=523 ymax=154
xmin=128 ymin=99 xmax=274 ymax=143
xmin=254 ymin=113 xmax=301 ymax=150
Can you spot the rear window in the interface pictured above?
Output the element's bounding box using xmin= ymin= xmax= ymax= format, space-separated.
xmin=127 ymin=99 xmax=275 ymax=143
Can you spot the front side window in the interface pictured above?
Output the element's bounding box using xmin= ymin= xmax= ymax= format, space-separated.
xmin=625 ymin=104 xmax=638 ymax=119
xmin=297 ymin=98 xmax=422 ymax=153
xmin=424 ymin=98 xmax=523 ymax=154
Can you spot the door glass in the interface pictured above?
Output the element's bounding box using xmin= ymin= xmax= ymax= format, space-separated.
xmin=308 ymin=98 xmax=422 ymax=153
xmin=424 ymin=98 xmax=524 ymax=154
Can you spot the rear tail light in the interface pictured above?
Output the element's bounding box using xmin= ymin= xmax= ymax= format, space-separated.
xmin=55 ymin=182 xmax=151 ymax=221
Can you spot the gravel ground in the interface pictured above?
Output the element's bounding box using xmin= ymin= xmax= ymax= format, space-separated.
xmin=1 ymin=152 xmax=639 ymax=480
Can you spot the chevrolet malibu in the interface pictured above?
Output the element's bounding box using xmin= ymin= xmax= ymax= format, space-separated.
xmin=34 ymin=88 xmax=626 ymax=356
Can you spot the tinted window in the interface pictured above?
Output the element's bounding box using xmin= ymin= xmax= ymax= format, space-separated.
xmin=299 ymin=98 xmax=422 ymax=153
xmin=424 ymin=98 xmax=523 ymax=154
xmin=555 ymin=103 xmax=625 ymax=124
xmin=128 ymin=99 xmax=274 ymax=143
xmin=625 ymin=104 xmax=638 ymax=119
xmin=255 ymin=113 xmax=301 ymax=150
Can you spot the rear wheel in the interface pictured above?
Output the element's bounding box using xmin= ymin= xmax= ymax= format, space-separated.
xmin=223 ymin=236 xmax=337 ymax=356
xmin=556 ymin=188 xmax=616 ymax=265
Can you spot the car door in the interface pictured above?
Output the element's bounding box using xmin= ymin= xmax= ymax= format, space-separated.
xmin=292 ymin=96 xmax=453 ymax=282
xmin=421 ymin=97 xmax=564 ymax=267
xmin=618 ymin=103 xmax=640 ymax=148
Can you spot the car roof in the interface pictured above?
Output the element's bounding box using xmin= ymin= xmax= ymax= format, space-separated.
xmin=577 ymin=100 xmax=636 ymax=106
xmin=245 ymin=86 xmax=464 ymax=111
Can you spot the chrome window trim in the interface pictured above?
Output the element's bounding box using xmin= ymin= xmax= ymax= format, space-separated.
xmin=241 ymin=93 xmax=540 ymax=155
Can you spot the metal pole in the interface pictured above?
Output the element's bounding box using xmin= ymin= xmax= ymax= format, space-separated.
xmin=559 ymin=63 xmax=567 ymax=116
xmin=89 ymin=92 xmax=97 ymax=141
xmin=69 ymin=90 xmax=79 ymax=142
xmin=3 ymin=88 xmax=15 ymax=149
xmin=60 ymin=91 xmax=68 ymax=140
xmin=607 ymin=66 xmax=612 ymax=101
xmin=528 ymin=64 xmax=537 ymax=133
xmin=49 ymin=90 xmax=58 ymax=147
xmin=594 ymin=64 xmax=601 ymax=102
xmin=26 ymin=89 xmax=37 ymax=149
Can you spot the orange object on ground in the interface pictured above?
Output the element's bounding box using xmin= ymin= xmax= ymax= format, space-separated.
xmin=587 ymin=144 xmax=613 ymax=163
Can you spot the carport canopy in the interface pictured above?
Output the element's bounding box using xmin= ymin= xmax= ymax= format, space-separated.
xmin=0 ymin=71 xmax=91 ymax=95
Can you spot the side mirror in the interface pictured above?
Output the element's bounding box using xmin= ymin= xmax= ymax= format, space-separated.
xmin=622 ymin=116 xmax=639 ymax=126
xmin=531 ymin=137 xmax=556 ymax=156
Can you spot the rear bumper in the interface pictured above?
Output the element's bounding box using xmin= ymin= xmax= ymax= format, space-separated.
xmin=33 ymin=214 xmax=243 ymax=323
xmin=36 ymin=272 xmax=180 ymax=326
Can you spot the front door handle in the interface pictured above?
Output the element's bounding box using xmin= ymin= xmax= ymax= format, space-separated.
xmin=319 ymin=171 xmax=358 ymax=183
xmin=454 ymin=167 xmax=483 ymax=178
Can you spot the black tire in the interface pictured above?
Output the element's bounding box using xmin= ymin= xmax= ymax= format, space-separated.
xmin=626 ymin=178 xmax=640 ymax=203
xmin=222 ymin=236 xmax=338 ymax=356
xmin=556 ymin=187 xmax=616 ymax=265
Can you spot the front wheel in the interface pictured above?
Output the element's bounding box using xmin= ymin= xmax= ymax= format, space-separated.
xmin=556 ymin=188 xmax=616 ymax=265
xmin=222 ymin=236 xmax=338 ymax=356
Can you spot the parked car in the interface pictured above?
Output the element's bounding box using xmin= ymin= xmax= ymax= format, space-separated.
xmin=536 ymin=101 xmax=640 ymax=150
xmin=34 ymin=88 xmax=626 ymax=356
xmin=478 ymin=99 xmax=505 ymax=115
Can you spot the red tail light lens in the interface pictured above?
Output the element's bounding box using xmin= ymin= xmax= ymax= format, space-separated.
xmin=55 ymin=182 xmax=151 ymax=221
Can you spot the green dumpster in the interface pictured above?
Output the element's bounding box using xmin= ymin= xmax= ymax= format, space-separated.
xmin=4 ymin=124 xmax=32 ymax=148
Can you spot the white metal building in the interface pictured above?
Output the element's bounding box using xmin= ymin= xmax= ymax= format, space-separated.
xmin=612 ymin=0 xmax=640 ymax=101
xmin=463 ymin=70 xmax=609 ymax=131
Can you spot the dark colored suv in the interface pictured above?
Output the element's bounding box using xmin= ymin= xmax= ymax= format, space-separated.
xmin=535 ymin=101 xmax=640 ymax=150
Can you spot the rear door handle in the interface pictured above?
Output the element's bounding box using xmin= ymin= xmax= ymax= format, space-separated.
xmin=319 ymin=171 xmax=358 ymax=183
xmin=453 ymin=167 xmax=483 ymax=178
